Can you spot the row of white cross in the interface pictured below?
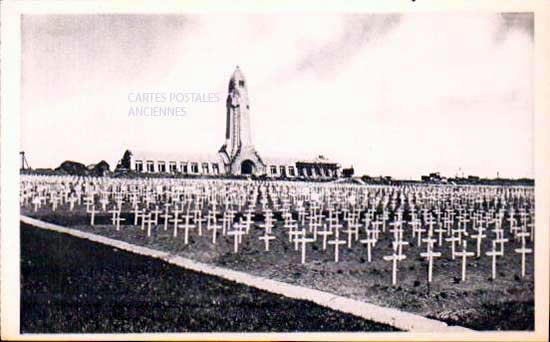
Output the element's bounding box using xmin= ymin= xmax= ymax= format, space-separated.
xmin=21 ymin=175 xmax=534 ymax=286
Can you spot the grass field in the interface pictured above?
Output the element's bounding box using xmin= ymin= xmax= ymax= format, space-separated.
xmin=22 ymin=205 xmax=535 ymax=331
xmin=21 ymin=222 xmax=399 ymax=333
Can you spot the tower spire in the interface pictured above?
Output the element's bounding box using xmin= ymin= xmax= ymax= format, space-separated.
xmin=219 ymin=66 xmax=265 ymax=175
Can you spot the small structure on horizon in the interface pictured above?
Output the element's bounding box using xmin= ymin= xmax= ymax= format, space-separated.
xmin=20 ymin=151 xmax=30 ymax=170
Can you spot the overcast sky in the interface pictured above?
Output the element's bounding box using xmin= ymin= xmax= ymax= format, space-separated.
xmin=21 ymin=13 xmax=534 ymax=179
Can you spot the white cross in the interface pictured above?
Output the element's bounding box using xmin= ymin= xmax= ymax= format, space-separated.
xmin=420 ymin=247 xmax=441 ymax=283
xmin=169 ymin=210 xmax=181 ymax=234
xmin=445 ymin=234 xmax=460 ymax=260
xmin=527 ymin=222 xmax=534 ymax=242
xmin=454 ymin=240 xmax=474 ymax=281
xmin=84 ymin=195 xmax=94 ymax=212
xmin=343 ymin=223 xmax=359 ymax=248
xmin=425 ymin=217 xmax=436 ymax=235
xmin=514 ymin=245 xmax=532 ymax=278
xmin=289 ymin=229 xmax=303 ymax=251
xmin=416 ymin=225 xmax=427 ymax=247
xmin=149 ymin=206 xmax=162 ymax=225
xmin=50 ymin=195 xmax=59 ymax=211
xmin=459 ymin=216 xmax=469 ymax=231
xmin=422 ymin=233 xmax=437 ymax=252
xmin=179 ymin=217 xmax=195 ymax=245
xmin=173 ymin=213 xmax=189 ymax=238
xmin=100 ymin=197 xmax=109 ymax=211
xmin=317 ymin=226 xmax=333 ymax=250
xmin=310 ymin=219 xmax=323 ymax=240
xmin=383 ymin=247 xmax=407 ymax=286
xmin=112 ymin=213 xmax=125 ymax=231
xmin=284 ymin=220 xmax=298 ymax=242
xmin=327 ymin=230 xmax=346 ymax=263
xmin=109 ymin=208 xmax=124 ymax=231
xmin=371 ymin=221 xmax=382 ymax=240
xmin=108 ymin=207 xmax=120 ymax=223
xmin=443 ymin=217 xmax=453 ymax=234
xmin=495 ymin=236 xmax=509 ymax=256
xmin=234 ymin=219 xmax=247 ymax=243
xmin=471 ymin=229 xmax=486 ymax=257
xmin=258 ymin=219 xmax=274 ymax=236
xmin=133 ymin=206 xmax=142 ymax=226
xmin=296 ymin=228 xmax=316 ymax=264
xmin=393 ymin=239 xmax=409 ymax=257
xmin=389 ymin=219 xmax=403 ymax=235
xmin=142 ymin=213 xmax=154 ymax=237
xmin=259 ymin=233 xmax=276 ymax=251
xmin=67 ymin=195 xmax=77 ymax=211
xmin=507 ymin=216 xmax=516 ymax=230
xmin=359 ymin=232 xmax=376 ymax=262
xmin=433 ymin=224 xmax=446 ymax=247
xmin=485 ymin=240 xmax=500 ymax=280
xmin=160 ymin=207 xmax=172 ymax=231
xmin=195 ymin=215 xmax=206 ymax=236
xmin=87 ymin=205 xmax=96 ymax=226
xmin=209 ymin=222 xmax=222 ymax=244
xmin=243 ymin=208 xmax=254 ymax=233
xmin=516 ymin=231 xmax=530 ymax=247
xmin=227 ymin=228 xmax=244 ymax=253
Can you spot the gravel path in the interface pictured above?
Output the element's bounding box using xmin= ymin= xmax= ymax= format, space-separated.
xmin=20 ymin=222 xmax=399 ymax=333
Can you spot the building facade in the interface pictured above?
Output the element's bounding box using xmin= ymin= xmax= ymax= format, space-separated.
xmin=116 ymin=67 xmax=342 ymax=180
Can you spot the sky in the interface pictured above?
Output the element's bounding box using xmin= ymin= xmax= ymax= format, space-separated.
xmin=21 ymin=13 xmax=534 ymax=179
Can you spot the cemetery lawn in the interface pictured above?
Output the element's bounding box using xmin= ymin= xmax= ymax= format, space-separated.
xmin=23 ymin=208 xmax=535 ymax=331
xmin=20 ymin=222 xmax=399 ymax=333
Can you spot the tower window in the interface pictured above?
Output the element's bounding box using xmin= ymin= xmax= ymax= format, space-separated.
xmin=239 ymin=80 xmax=245 ymax=87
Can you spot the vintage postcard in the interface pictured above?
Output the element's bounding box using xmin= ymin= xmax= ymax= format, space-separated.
xmin=1 ymin=0 xmax=549 ymax=341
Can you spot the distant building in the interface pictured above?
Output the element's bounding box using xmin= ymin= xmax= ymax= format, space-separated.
xmin=342 ymin=166 xmax=354 ymax=178
xmin=116 ymin=66 xmax=343 ymax=180
xmin=421 ymin=172 xmax=446 ymax=183
xmin=117 ymin=150 xmax=340 ymax=180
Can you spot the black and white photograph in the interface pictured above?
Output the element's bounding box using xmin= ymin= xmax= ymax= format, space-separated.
xmin=1 ymin=1 xmax=549 ymax=340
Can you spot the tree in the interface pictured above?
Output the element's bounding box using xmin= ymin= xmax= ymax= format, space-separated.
xmin=118 ymin=150 xmax=133 ymax=170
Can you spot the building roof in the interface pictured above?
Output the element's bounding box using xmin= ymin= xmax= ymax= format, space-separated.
xmin=130 ymin=150 xmax=223 ymax=164
xmin=130 ymin=149 xmax=338 ymax=167
xmin=262 ymin=154 xmax=339 ymax=166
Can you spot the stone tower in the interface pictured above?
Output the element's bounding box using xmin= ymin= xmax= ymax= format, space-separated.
xmin=219 ymin=66 xmax=265 ymax=175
